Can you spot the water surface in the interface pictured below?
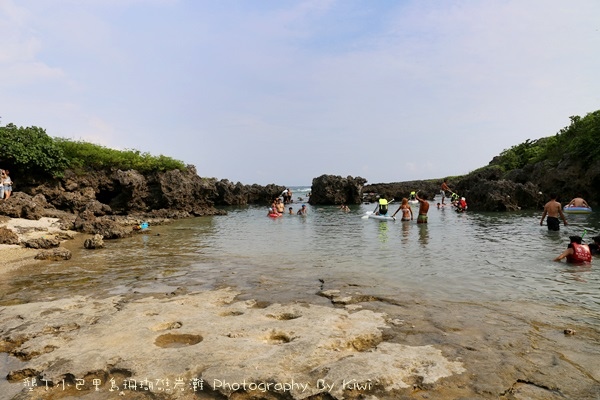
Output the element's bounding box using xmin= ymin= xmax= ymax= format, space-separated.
xmin=2 ymin=201 xmax=599 ymax=321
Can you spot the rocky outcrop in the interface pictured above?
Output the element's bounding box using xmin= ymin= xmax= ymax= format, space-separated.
xmin=363 ymin=180 xmax=441 ymax=203
xmin=449 ymin=166 xmax=541 ymax=211
xmin=309 ymin=175 xmax=366 ymax=205
xmin=21 ymin=166 xmax=285 ymax=217
xmin=28 ymin=167 xmax=216 ymax=216
xmin=362 ymin=154 xmax=600 ymax=211
xmin=504 ymin=158 xmax=600 ymax=208
xmin=34 ymin=247 xmax=72 ymax=261
xmin=24 ymin=236 xmax=61 ymax=249
xmin=84 ymin=234 xmax=104 ymax=249
xmin=213 ymin=180 xmax=286 ymax=205
xmin=451 ymin=155 xmax=600 ymax=211
xmin=0 ymin=226 xmax=20 ymax=245
xmin=0 ymin=192 xmax=45 ymax=220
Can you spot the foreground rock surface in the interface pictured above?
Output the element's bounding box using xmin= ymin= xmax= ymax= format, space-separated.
xmin=1 ymin=289 xmax=467 ymax=399
xmin=1 ymin=282 xmax=598 ymax=400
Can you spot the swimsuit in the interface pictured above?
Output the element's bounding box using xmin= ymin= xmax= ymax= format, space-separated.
xmin=417 ymin=214 xmax=428 ymax=223
xmin=547 ymin=216 xmax=560 ymax=231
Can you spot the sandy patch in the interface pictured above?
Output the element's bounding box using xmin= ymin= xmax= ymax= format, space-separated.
xmin=0 ymin=217 xmax=78 ymax=275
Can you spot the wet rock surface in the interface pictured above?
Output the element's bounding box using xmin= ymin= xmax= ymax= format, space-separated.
xmin=83 ymin=234 xmax=104 ymax=249
xmin=33 ymin=246 xmax=72 ymax=260
xmin=0 ymin=284 xmax=598 ymax=400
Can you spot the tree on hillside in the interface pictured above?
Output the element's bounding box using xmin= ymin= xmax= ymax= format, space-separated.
xmin=491 ymin=110 xmax=600 ymax=172
xmin=0 ymin=124 xmax=69 ymax=178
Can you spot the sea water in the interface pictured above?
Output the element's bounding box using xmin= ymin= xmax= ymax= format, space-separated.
xmin=2 ymin=189 xmax=600 ymax=398
xmin=2 ymin=190 xmax=598 ymax=320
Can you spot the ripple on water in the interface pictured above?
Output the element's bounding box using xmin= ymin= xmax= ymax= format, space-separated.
xmin=1 ymin=205 xmax=599 ymax=321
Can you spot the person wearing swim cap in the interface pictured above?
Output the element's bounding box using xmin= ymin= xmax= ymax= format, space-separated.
xmin=297 ymin=204 xmax=307 ymax=215
xmin=376 ymin=198 xmax=389 ymax=215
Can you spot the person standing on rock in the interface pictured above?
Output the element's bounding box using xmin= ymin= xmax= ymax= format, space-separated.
xmin=440 ymin=179 xmax=452 ymax=205
xmin=540 ymin=193 xmax=567 ymax=231
xmin=0 ymin=169 xmax=4 ymax=199
xmin=1 ymin=169 xmax=11 ymax=199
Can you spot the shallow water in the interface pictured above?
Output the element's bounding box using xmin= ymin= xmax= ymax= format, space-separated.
xmin=2 ymin=199 xmax=600 ymax=399
xmin=2 ymin=201 xmax=599 ymax=319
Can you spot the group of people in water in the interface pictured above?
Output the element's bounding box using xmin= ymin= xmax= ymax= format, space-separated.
xmin=373 ymin=180 xmax=468 ymax=224
xmin=271 ymin=182 xmax=596 ymax=265
xmin=373 ymin=183 xmax=595 ymax=266
xmin=539 ymin=193 xmax=596 ymax=264
xmin=267 ymin=188 xmax=311 ymax=217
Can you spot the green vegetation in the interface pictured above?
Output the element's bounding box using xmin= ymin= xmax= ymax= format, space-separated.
xmin=54 ymin=139 xmax=186 ymax=173
xmin=491 ymin=110 xmax=600 ymax=171
xmin=0 ymin=124 xmax=186 ymax=178
xmin=0 ymin=124 xmax=69 ymax=177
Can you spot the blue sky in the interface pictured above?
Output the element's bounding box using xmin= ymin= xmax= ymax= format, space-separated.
xmin=1 ymin=0 xmax=599 ymax=185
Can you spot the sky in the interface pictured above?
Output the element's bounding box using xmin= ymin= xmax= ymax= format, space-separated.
xmin=1 ymin=0 xmax=599 ymax=186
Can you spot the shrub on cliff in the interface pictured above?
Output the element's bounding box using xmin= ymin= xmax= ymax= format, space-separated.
xmin=547 ymin=111 xmax=600 ymax=164
xmin=54 ymin=139 xmax=186 ymax=173
xmin=0 ymin=122 xmax=186 ymax=177
xmin=491 ymin=110 xmax=600 ymax=172
xmin=0 ymin=124 xmax=69 ymax=178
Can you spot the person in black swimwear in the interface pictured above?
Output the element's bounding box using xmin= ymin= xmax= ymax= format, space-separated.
xmin=540 ymin=193 xmax=567 ymax=231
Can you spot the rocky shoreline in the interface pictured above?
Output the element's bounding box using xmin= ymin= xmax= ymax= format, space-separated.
xmin=0 ymin=214 xmax=472 ymax=399
xmin=2 ymin=213 xmax=600 ymax=399
xmin=0 ymin=215 xmax=76 ymax=273
xmin=2 ymin=253 xmax=598 ymax=399
xmin=1 ymin=165 xmax=599 ymax=399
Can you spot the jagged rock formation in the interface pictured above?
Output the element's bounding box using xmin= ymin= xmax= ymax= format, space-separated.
xmin=363 ymin=155 xmax=600 ymax=211
xmin=309 ymin=175 xmax=366 ymax=205
xmin=12 ymin=165 xmax=285 ymax=218
xmin=0 ymin=226 xmax=20 ymax=245
xmin=363 ymin=180 xmax=440 ymax=203
xmin=84 ymin=234 xmax=104 ymax=249
xmin=34 ymin=246 xmax=72 ymax=260
xmin=0 ymin=166 xmax=288 ymax=243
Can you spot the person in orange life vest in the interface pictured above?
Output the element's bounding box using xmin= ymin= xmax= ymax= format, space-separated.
xmin=554 ymin=235 xmax=591 ymax=263
xmin=456 ymin=197 xmax=467 ymax=212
